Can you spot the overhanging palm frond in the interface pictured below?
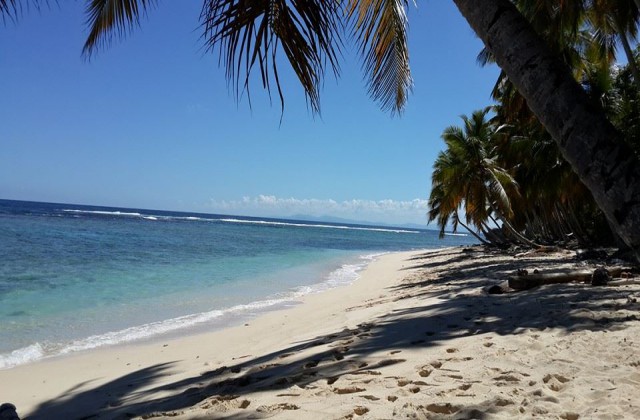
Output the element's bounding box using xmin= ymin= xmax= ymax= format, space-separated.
xmin=0 ymin=0 xmax=18 ymax=20
xmin=347 ymin=0 xmax=412 ymax=114
xmin=0 ymin=0 xmax=43 ymax=23
xmin=200 ymin=0 xmax=341 ymax=114
xmin=476 ymin=46 xmax=494 ymax=66
xmin=486 ymin=165 xmax=518 ymax=218
xmin=82 ymin=0 xmax=156 ymax=57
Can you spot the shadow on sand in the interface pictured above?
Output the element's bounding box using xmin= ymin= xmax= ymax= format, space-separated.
xmin=25 ymin=247 xmax=640 ymax=419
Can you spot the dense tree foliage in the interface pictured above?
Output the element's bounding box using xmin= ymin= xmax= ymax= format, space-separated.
xmin=429 ymin=42 xmax=640 ymax=248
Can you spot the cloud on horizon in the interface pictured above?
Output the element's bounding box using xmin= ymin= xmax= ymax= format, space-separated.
xmin=206 ymin=195 xmax=431 ymax=225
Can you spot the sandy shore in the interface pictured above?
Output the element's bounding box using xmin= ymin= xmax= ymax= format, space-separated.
xmin=2 ymin=246 xmax=640 ymax=419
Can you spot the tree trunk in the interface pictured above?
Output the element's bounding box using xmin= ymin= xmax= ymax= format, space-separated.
xmin=616 ymin=25 xmax=640 ymax=89
xmin=452 ymin=0 xmax=640 ymax=261
xmin=456 ymin=214 xmax=492 ymax=245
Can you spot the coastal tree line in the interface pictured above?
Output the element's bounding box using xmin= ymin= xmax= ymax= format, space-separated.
xmin=2 ymin=0 xmax=640 ymax=258
xmin=429 ymin=1 xmax=640 ymax=251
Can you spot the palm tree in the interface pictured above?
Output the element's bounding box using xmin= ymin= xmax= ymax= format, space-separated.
xmin=452 ymin=0 xmax=640 ymax=259
xmin=428 ymin=109 xmax=536 ymax=246
xmin=4 ymin=0 xmax=640 ymax=258
xmin=587 ymin=0 xmax=640 ymax=87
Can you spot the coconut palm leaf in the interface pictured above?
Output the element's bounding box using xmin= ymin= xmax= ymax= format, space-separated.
xmin=82 ymin=0 xmax=156 ymax=56
xmin=0 ymin=0 xmax=18 ymax=20
xmin=0 ymin=0 xmax=45 ymax=22
xmin=347 ymin=0 xmax=412 ymax=114
xmin=200 ymin=0 xmax=341 ymax=113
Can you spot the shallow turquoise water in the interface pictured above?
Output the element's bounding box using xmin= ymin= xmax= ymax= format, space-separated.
xmin=0 ymin=199 xmax=477 ymax=368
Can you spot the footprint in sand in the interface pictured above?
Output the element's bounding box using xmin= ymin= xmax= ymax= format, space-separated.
xmin=397 ymin=378 xmax=411 ymax=387
xmin=333 ymin=386 xmax=366 ymax=394
xmin=418 ymin=367 xmax=432 ymax=377
xmin=543 ymin=373 xmax=571 ymax=392
xmin=199 ymin=395 xmax=251 ymax=412
xmin=425 ymin=403 xmax=460 ymax=415
xmin=494 ymin=372 xmax=521 ymax=385
xmin=353 ymin=406 xmax=370 ymax=416
xmin=492 ymin=398 xmax=515 ymax=407
xmin=446 ymin=348 xmax=459 ymax=353
xmin=303 ymin=360 xmax=320 ymax=369
xmin=350 ymin=370 xmax=381 ymax=377
xmin=256 ymin=403 xmax=300 ymax=413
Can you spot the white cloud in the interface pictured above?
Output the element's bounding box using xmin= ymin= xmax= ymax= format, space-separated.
xmin=206 ymin=195 xmax=431 ymax=226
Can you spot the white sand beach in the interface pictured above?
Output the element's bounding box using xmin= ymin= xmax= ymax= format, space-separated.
xmin=2 ymin=247 xmax=640 ymax=419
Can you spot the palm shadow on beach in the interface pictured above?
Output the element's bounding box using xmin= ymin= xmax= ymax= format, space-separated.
xmin=26 ymin=247 xmax=640 ymax=419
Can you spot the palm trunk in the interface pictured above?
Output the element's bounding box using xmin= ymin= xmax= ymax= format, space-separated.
xmin=616 ymin=24 xmax=640 ymax=89
xmin=487 ymin=202 xmax=539 ymax=247
xmin=453 ymin=0 xmax=640 ymax=261
xmin=457 ymin=217 xmax=491 ymax=246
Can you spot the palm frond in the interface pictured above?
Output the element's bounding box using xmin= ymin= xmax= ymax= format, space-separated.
xmin=486 ymin=167 xmax=517 ymax=218
xmin=82 ymin=0 xmax=156 ymax=57
xmin=347 ymin=0 xmax=412 ymax=114
xmin=0 ymin=0 xmax=19 ymax=20
xmin=1 ymin=0 xmax=45 ymax=23
xmin=476 ymin=46 xmax=494 ymax=67
xmin=200 ymin=0 xmax=341 ymax=114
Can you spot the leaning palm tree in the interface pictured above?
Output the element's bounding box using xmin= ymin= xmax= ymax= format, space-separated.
xmin=4 ymin=0 xmax=640 ymax=258
xmin=428 ymin=109 xmax=536 ymax=247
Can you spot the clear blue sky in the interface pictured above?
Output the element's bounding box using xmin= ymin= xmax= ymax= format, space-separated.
xmin=0 ymin=1 xmax=499 ymax=225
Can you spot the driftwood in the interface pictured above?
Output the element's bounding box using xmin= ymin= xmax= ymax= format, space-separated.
xmin=509 ymin=267 xmax=626 ymax=291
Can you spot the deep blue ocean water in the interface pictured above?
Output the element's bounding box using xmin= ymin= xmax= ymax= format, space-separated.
xmin=0 ymin=199 xmax=477 ymax=368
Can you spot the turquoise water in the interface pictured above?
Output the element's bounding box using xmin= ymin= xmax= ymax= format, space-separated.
xmin=0 ymin=199 xmax=477 ymax=368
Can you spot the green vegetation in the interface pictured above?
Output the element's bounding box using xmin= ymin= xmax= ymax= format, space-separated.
xmin=429 ymin=5 xmax=640 ymax=249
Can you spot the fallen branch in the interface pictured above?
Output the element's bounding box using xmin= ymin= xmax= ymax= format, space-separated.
xmin=508 ymin=267 xmax=627 ymax=291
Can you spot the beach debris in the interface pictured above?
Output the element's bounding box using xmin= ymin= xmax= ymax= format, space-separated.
xmin=485 ymin=281 xmax=511 ymax=294
xmin=591 ymin=267 xmax=611 ymax=286
xmin=508 ymin=267 xmax=627 ymax=291
xmin=0 ymin=404 xmax=19 ymax=420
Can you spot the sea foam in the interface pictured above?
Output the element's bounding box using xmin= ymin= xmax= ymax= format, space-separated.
xmin=218 ymin=218 xmax=418 ymax=234
xmin=0 ymin=343 xmax=45 ymax=370
xmin=0 ymin=254 xmax=379 ymax=370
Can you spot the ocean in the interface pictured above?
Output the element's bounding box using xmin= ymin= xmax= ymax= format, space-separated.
xmin=0 ymin=199 xmax=477 ymax=369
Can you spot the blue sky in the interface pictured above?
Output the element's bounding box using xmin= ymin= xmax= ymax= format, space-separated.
xmin=0 ymin=1 xmax=499 ymax=225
